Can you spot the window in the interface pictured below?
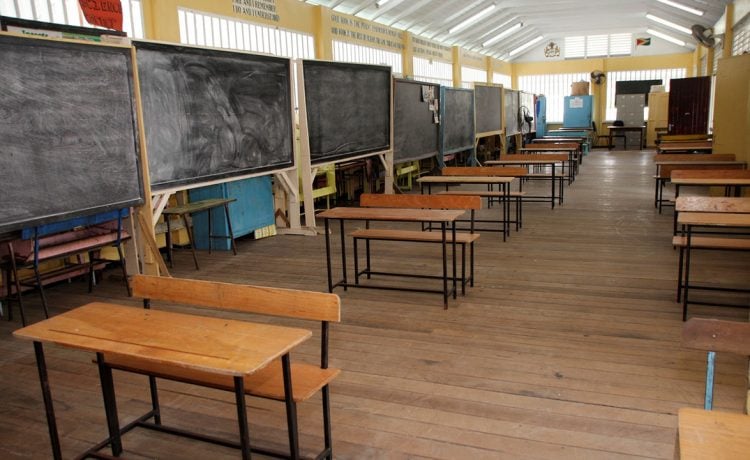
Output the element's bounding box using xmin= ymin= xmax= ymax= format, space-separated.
xmin=565 ymin=33 xmax=632 ymax=59
xmin=461 ymin=66 xmax=487 ymax=88
xmin=732 ymin=16 xmax=750 ymax=56
xmin=333 ymin=41 xmax=402 ymax=74
xmin=605 ymin=68 xmax=687 ymax=120
xmin=493 ymin=72 xmax=512 ymax=89
xmin=517 ymin=73 xmax=589 ymax=123
xmin=0 ymin=0 xmax=144 ymax=38
xmin=178 ymin=9 xmax=313 ymax=59
xmin=412 ymin=56 xmax=453 ymax=86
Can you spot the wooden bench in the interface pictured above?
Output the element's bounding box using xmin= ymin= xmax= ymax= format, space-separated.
xmin=0 ymin=209 xmax=130 ymax=326
xmin=101 ymin=274 xmax=341 ymax=459
xmin=355 ymin=193 xmax=481 ymax=295
xmin=682 ymin=318 xmax=750 ymax=410
xmin=437 ymin=190 xmax=525 ymax=231
xmin=652 ymin=154 xmax=738 ymax=211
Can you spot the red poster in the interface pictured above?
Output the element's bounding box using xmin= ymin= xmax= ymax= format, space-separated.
xmin=78 ymin=0 xmax=123 ymax=31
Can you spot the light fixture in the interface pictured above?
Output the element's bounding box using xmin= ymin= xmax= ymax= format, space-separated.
xmin=647 ymin=28 xmax=686 ymax=46
xmin=482 ymin=23 xmax=522 ymax=47
xmin=656 ymin=0 xmax=704 ymax=16
xmin=448 ymin=4 xmax=496 ymax=35
xmin=509 ymin=35 xmax=544 ymax=56
xmin=376 ymin=0 xmax=390 ymax=6
xmin=646 ymin=13 xmax=691 ymax=34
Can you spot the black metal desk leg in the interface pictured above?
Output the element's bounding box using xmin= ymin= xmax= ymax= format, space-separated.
xmin=183 ymin=214 xmax=200 ymax=270
xmin=682 ymin=225 xmax=693 ymax=321
xmin=673 ymin=185 xmax=681 ymax=235
xmin=442 ymin=222 xmax=448 ymax=309
xmin=452 ymin=222 xmax=457 ymax=300
xmin=34 ymin=341 xmax=62 ymax=460
xmin=551 ymin=167 xmax=556 ymax=209
xmin=207 ymin=207 xmax=213 ymax=254
xmin=324 ymin=219 xmax=333 ymax=293
xmin=233 ymin=376 xmax=252 ymax=460
xmin=224 ymin=204 xmax=238 ymax=256
xmin=339 ymin=220 xmax=347 ymax=291
xmin=96 ymin=353 xmax=122 ymax=456
xmin=282 ymin=354 xmax=300 ymax=460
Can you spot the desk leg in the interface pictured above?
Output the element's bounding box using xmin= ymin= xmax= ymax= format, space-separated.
xmin=233 ymin=376 xmax=252 ymax=460
xmin=682 ymin=225 xmax=693 ymax=321
xmin=442 ymin=222 xmax=448 ymax=309
xmin=558 ymin=166 xmax=564 ymax=205
xmin=207 ymin=208 xmax=213 ymax=254
xmin=452 ymin=221 xmax=457 ymax=300
xmin=182 ymin=213 xmax=200 ymax=270
xmin=324 ymin=219 xmax=333 ymax=293
xmin=282 ymin=354 xmax=300 ymax=460
xmin=96 ymin=353 xmax=122 ymax=456
xmin=33 ymin=341 xmax=62 ymax=460
xmin=224 ymin=204 xmax=238 ymax=256
xmin=608 ymin=133 xmax=613 ymax=150
xmin=551 ymin=167 xmax=556 ymax=210
xmin=673 ymin=185 xmax=680 ymax=235
xmin=165 ymin=216 xmax=174 ymax=268
xmin=340 ymin=219 xmax=348 ymax=291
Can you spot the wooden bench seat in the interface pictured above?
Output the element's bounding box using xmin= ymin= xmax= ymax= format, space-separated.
xmin=101 ymin=274 xmax=341 ymax=459
xmin=437 ymin=190 xmax=525 ymax=232
xmin=350 ymin=228 xmax=480 ymax=244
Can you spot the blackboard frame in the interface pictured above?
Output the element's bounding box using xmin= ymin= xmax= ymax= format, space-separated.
xmin=393 ymin=78 xmax=440 ymax=164
xmin=474 ymin=83 xmax=503 ymax=137
xmin=134 ymin=40 xmax=296 ymax=193
xmin=301 ymin=60 xmax=392 ymax=165
xmin=504 ymin=89 xmax=520 ymax=136
xmin=439 ymin=86 xmax=476 ymax=157
xmin=0 ymin=33 xmax=144 ymax=234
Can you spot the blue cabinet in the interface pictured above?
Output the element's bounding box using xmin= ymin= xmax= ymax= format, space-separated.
xmin=188 ymin=176 xmax=274 ymax=250
xmin=535 ymin=95 xmax=547 ymax=137
xmin=563 ymin=95 xmax=593 ymax=128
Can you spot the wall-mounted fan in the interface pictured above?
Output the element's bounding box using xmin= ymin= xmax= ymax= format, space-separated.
xmin=590 ymin=70 xmax=605 ymax=85
xmin=691 ymin=24 xmax=715 ymax=47
xmin=519 ymin=106 xmax=534 ymax=133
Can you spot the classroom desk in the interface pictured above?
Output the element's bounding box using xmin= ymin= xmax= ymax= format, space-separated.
xmin=606 ymin=125 xmax=646 ymax=150
xmin=485 ymin=158 xmax=567 ymax=197
xmin=13 ymin=302 xmax=311 ymax=460
xmin=677 ymin=408 xmax=750 ymax=460
xmin=652 ymin=160 xmax=746 ymax=212
xmin=657 ymin=141 xmax=713 ymax=153
xmin=671 ymin=171 xmax=750 ymax=234
xmin=417 ymin=176 xmax=516 ymax=238
xmin=517 ymin=146 xmax=579 ymax=181
xmin=161 ymin=198 xmax=237 ymax=270
xmin=318 ymin=207 xmax=464 ymax=308
xmin=677 ymin=211 xmax=750 ymax=319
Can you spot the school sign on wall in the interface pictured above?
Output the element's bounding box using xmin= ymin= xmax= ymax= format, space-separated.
xmin=232 ymin=0 xmax=280 ymax=22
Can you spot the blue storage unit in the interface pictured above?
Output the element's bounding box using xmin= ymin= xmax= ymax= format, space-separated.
xmin=535 ymin=95 xmax=547 ymax=137
xmin=188 ymin=176 xmax=274 ymax=250
xmin=563 ymin=95 xmax=593 ymax=128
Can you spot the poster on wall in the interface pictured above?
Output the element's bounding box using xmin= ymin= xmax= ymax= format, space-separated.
xmin=78 ymin=0 xmax=123 ymax=31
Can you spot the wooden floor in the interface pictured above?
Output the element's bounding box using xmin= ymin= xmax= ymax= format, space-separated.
xmin=1 ymin=150 xmax=748 ymax=459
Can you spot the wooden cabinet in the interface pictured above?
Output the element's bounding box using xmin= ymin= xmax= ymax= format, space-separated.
xmin=713 ymin=54 xmax=750 ymax=166
xmin=668 ymin=77 xmax=711 ymax=134
xmin=188 ymin=177 xmax=275 ymax=250
xmin=647 ymin=92 xmax=669 ymax=147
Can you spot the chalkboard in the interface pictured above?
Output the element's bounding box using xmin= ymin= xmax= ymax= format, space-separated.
xmin=474 ymin=84 xmax=503 ymax=135
xmin=0 ymin=35 xmax=143 ymax=234
xmin=440 ymin=87 xmax=475 ymax=154
xmin=135 ymin=41 xmax=294 ymax=190
xmin=303 ymin=60 xmax=391 ymax=164
xmin=393 ymin=79 xmax=440 ymax=163
xmin=504 ymin=89 xmax=520 ymax=136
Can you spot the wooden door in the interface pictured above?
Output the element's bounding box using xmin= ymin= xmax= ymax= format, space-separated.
xmin=668 ymin=77 xmax=711 ymax=134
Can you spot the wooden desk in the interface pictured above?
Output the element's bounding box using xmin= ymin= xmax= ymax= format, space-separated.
xmin=13 ymin=302 xmax=311 ymax=460
xmin=417 ymin=175 xmax=517 ymax=238
xmin=162 ymin=198 xmax=238 ymax=270
xmin=318 ymin=207 xmax=464 ymax=308
xmin=671 ymin=172 xmax=750 ymax=234
xmin=677 ymin=408 xmax=750 ymax=460
xmin=652 ymin=160 xmax=746 ymax=212
xmin=518 ymin=145 xmax=580 ymax=178
xmin=657 ymin=141 xmax=713 ymax=153
xmin=607 ymin=125 xmax=646 ymax=150
xmin=677 ymin=211 xmax=750 ymax=319
xmin=486 ymin=156 xmax=568 ymax=191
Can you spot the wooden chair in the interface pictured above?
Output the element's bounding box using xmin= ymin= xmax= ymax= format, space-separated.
xmin=102 ymin=275 xmax=341 ymax=459
xmin=682 ymin=318 xmax=750 ymax=410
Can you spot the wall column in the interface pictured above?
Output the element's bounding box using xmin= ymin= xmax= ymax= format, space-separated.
xmin=724 ymin=3 xmax=734 ymax=59
xmin=402 ymin=32 xmax=414 ymax=78
xmin=452 ymin=46 xmax=461 ymax=87
xmin=314 ymin=5 xmax=333 ymax=60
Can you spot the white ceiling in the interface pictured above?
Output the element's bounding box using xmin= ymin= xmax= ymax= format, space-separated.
xmin=303 ymin=0 xmax=730 ymax=59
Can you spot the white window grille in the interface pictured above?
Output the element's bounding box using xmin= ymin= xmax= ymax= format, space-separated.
xmin=605 ymin=68 xmax=687 ymax=120
xmin=0 ymin=0 xmax=144 ymax=38
xmin=517 ymin=73 xmax=589 ymax=123
xmin=332 ymin=40 xmax=402 ymax=74
xmin=461 ymin=66 xmax=487 ymax=88
xmin=492 ymin=72 xmax=512 ymax=89
xmin=586 ymin=35 xmax=608 ymax=57
xmin=412 ymin=56 xmax=453 ymax=86
xmin=564 ymin=33 xmax=632 ymax=59
xmin=178 ymin=8 xmax=313 ymax=59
